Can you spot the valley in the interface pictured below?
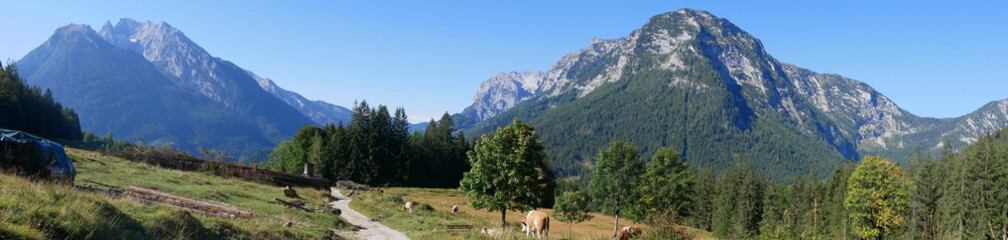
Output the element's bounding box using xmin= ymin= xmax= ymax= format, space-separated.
xmin=2 ymin=3 xmax=1007 ymax=240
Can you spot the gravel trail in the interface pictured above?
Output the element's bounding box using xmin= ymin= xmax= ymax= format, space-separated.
xmin=330 ymin=187 xmax=409 ymax=240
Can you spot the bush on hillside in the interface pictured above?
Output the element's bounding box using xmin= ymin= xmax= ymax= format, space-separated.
xmin=0 ymin=140 xmax=47 ymax=178
xmin=639 ymin=212 xmax=692 ymax=240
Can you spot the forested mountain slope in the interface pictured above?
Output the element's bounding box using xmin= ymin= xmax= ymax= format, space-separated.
xmin=16 ymin=19 xmax=357 ymax=156
xmin=459 ymin=9 xmax=1008 ymax=179
xmin=248 ymin=71 xmax=352 ymax=126
xmin=16 ymin=23 xmax=310 ymax=156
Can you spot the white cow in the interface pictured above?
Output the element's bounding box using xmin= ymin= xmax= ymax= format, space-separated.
xmin=521 ymin=210 xmax=550 ymax=239
xmin=402 ymin=201 xmax=413 ymax=214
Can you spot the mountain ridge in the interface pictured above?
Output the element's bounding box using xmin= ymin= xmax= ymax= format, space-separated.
xmin=458 ymin=8 xmax=1008 ymax=179
xmin=17 ymin=19 xmax=354 ymax=157
xmin=98 ymin=18 xmax=353 ymax=126
xmin=248 ymin=70 xmax=352 ymax=126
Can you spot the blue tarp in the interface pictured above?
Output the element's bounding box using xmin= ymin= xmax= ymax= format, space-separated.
xmin=0 ymin=129 xmax=76 ymax=180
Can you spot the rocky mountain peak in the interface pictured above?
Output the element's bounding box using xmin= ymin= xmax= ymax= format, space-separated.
xmin=97 ymin=19 xmax=236 ymax=103
xmin=464 ymin=9 xmax=744 ymax=120
xmin=480 ymin=71 xmax=545 ymax=96
xmin=460 ymin=70 xmax=545 ymax=121
xmin=98 ymin=18 xmax=182 ymax=52
xmin=97 ymin=18 xmax=351 ymax=126
xmin=49 ymin=24 xmax=101 ymax=45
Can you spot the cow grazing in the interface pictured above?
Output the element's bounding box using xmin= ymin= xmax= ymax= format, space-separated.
xmin=615 ymin=226 xmax=643 ymax=240
xmin=402 ymin=201 xmax=413 ymax=214
xmin=520 ymin=210 xmax=550 ymax=239
xmin=451 ymin=205 xmax=459 ymax=215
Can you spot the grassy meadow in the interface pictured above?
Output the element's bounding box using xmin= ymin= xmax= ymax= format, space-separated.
xmin=0 ymin=148 xmax=350 ymax=239
xmin=0 ymin=147 xmax=714 ymax=239
xmin=347 ymin=187 xmax=715 ymax=240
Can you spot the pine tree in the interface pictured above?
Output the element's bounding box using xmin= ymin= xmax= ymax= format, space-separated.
xmin=821 ymin=162 xmax=855 ymax=239
xmin=691 ymin=167 xmax=717 ymax=231
xmin=390 ymin=108 xmax=411 ymax=185
xmin=639 ymin=147 xmax=694 ymax=221
xmin=906 ymin=146 xmax=940 ymax=239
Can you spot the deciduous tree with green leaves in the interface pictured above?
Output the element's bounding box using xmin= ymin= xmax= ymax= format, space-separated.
xmin=554 ymin=191 xmax=593 ymax=239
xmin=460 ymin=118 xmax=552 ymax=228
xmin=588 ymin=140 xmax=645 ymax=237
xmin=844 ymin=156 xmax=912 ymax=240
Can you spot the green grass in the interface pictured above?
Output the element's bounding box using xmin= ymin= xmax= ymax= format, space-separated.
xmin=0 ymin=148 xmax=350 ymax=239
xmin=347 ymin=187 xmax=505 ymax=239
xmin=0 ymin=217 xmax=46 ymax=240
xmin=348 ymin=187 xmax=715 ymax=240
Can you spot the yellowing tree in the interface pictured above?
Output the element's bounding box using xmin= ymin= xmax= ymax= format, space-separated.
xmin=844 ymin=156 xmax=912 ymax=240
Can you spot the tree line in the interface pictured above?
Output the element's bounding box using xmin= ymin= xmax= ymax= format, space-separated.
xmin=267 ymin=103 xmax=1008 ymax=239
xmin=0 ymin=63 xmax=82 ymax=141
xmin=678 ymin=127 xmax=1008 ymax=240
xmin=461 ymin=117 xmax=1008 ymax=239
xmin=460 ymin=118 xmax=693 ymax=238
xmin=265 ymin=101 xmax=471 ymax=188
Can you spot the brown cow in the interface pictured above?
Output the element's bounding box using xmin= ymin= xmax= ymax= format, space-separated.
xmin=402 ymin=201 xmax=413 ymax=214
xmin=615 ymin=226 xmax=643 ymax=240
xmin=521 ymin=210 xmax=550 ymax=239
xmin=451 ymin=205 xmax=459 ymax=214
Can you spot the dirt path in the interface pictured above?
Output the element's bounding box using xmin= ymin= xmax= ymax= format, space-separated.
xmin=330 ymin=187 xmax=410 ymax=240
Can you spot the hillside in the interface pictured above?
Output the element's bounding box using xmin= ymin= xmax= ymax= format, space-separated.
xmin=458 ymin=9 xmax=1008 ymax=179
xmin=0 ymin=148 xmax=347 ymax=239
xmin=15 ymin=24 xmax=224 ymax=150
xmin=15 ymin=19 xmax=355 ymax=157
xmin=899 ymin=124 xmax=1008 ymax=239
xmin=249 ymin=71 xmax=352 ymax=126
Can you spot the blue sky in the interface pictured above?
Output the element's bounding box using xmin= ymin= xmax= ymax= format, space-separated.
xmin=2 ymin=1 xmax=1006 ymax=121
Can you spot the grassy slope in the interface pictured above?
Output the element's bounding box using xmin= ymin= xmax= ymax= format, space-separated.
xmin=0 ymin=148 xmax=348 ymax=239
xmin=348 ymin=187 xmax=715 ymax=240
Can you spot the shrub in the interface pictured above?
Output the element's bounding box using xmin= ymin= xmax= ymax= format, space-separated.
xmin=639 ymin=212 xmax=692 ymax=240
xmin=144 ymin=210 xmax=215 ymax=239
xmin=383 ymin=193 xmax=406 ymax=204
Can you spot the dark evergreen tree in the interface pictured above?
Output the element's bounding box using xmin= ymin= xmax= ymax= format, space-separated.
xmin=0 ymin=63 xmax=82 ymax=141
xmin=639 ymin=147 xmax=693 ymax=221
xmin=711 ymin=162 xmax=764 ymax=239
xmin=265 ymin=101 xmax=470 ymax=188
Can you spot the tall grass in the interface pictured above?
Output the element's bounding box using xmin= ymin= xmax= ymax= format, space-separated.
xmin=0 ymin=148 xmax=352 ymax=239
